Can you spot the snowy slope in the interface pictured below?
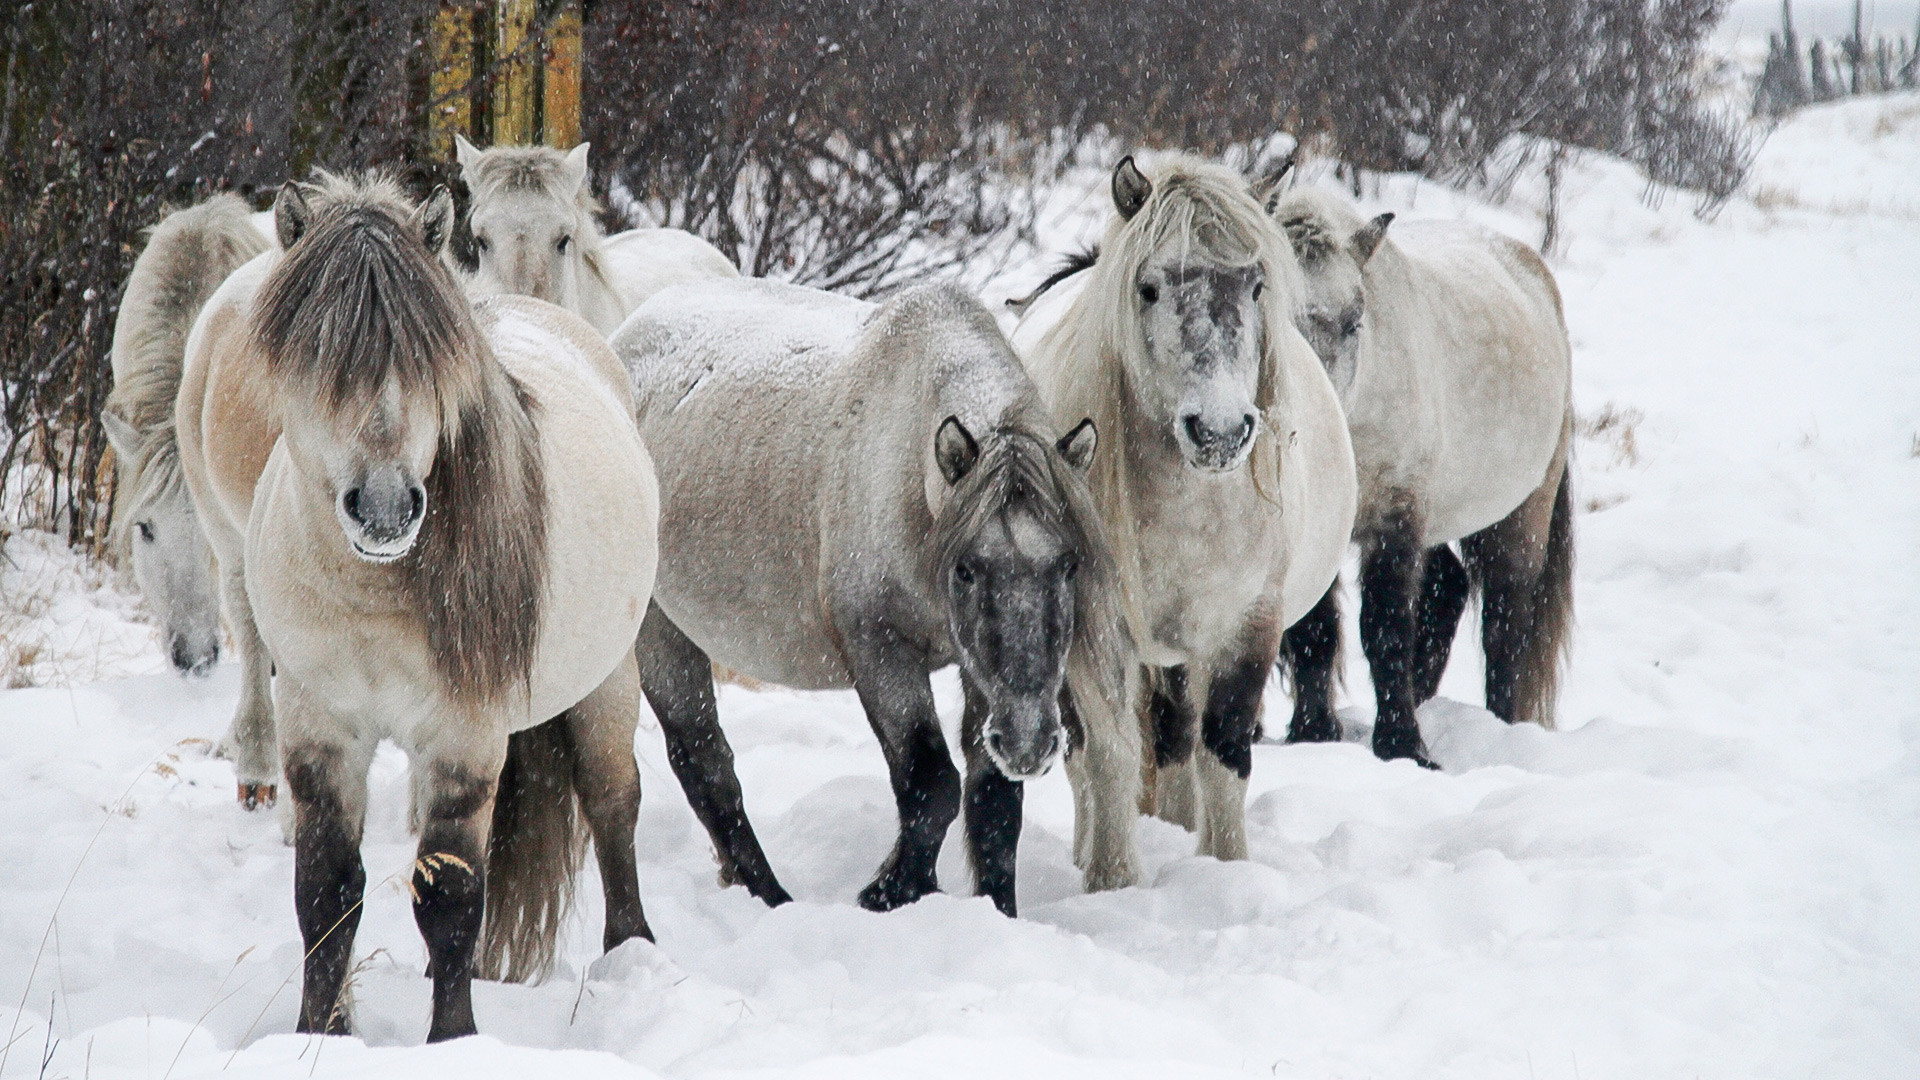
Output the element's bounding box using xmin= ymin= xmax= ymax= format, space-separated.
xmin=3 ymin=94 xmax=1918 ymax=1080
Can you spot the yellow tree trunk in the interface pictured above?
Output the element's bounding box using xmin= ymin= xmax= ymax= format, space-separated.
xmin=543 ymin=0 xmax=582 ymax=149
xmin=427 ymin=2 xmax=474 ymax=160
xmin=493 ymin=0 xmax=538 ymax=146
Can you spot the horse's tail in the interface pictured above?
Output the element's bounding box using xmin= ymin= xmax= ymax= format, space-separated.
xmin=477 ymin=718 xmax=588 ymax=984
xmin=1510 ymin=462 xmax=1575 ymax=729
xmin=1005 ymin=245 xmax=1099 ymax=313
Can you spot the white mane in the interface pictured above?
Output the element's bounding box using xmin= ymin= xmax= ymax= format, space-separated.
xmin=1026 ymin=152 xmax=1308 ymax=635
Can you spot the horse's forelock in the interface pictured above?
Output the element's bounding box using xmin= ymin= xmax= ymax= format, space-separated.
xmin=253 ymin=192 xmax=486 ymax=439
xmin=469 ymin=147 xmax=603 ymax=229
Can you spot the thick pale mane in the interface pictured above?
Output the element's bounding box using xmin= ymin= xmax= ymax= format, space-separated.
xmin=1271 ymin=186 xmax=1366 ymax=265
xmin=252 ymin=174 xmax=549 ymax=704
xmin=930 ymin=426 xmax=1131 ymax=726
xmin=107 ymin=192 xmax=269 ymax=557
xmin=1028 ymin=153 xmax=1305 ymax=637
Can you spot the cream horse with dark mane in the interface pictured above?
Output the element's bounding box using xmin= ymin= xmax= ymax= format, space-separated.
xmin=1015 ymin=154 xmax=1356 ymax=859
xmin=177 ymin=172 xmax=660 ymax=1041
xmin=1268 ymin=184 xmax=1573 ymax=764
xmin=456 ymin=136 xmax=737 ymax=335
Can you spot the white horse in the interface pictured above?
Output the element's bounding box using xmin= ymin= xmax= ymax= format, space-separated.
xmin=1268 ymin=185 xmax=1573 ymax=763
xmin=1014 ymin=154 xmax=1357 ymax=859
xmin=455 ymin=135 xmax=737 ymax=335
xmin=181 ymin=172 xmax=660 ymax=1040
xmin=611 ymin=278 xmax=1134 ymax=914
xmin=103 ymin=195 xmax=271 ymax=680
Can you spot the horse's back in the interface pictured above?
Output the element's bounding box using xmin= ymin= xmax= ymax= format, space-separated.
xmin=178 ymin=250 xmax=283 ymax=554
xmin=113 ymin=194 xmax=270 ymax=388
xmin=1388 ymin=221 xmax=1571 ymax=542
xmin=612 ymin=278 xmax=872 ymax=688
xmin=600 ymin=227 xmax=740 ymax=314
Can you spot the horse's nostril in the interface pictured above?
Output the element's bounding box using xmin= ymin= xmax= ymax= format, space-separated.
xmin=408 ymin=486 xmax=425 ymax=522
xmin=987 ymin=731 xmax=1006 ymax=756
xmin=1183 ymin=414 xmax=1206 ymax=445
xmin=341 ymin=487 xmax=363 ymax=524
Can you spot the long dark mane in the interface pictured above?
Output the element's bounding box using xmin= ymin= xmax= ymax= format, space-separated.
xmin=251 ymin=174 xmax=548 ymax=705
xmin=929 ymin=423 xmax=1131 ymax=726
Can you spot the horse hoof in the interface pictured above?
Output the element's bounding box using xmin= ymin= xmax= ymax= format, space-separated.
xmin=238 ymin=782 xmax=278 ymax=810
xmin=856 ymin=874 xmax=937 ymax=913
xmin=1286 ymin=716 xmax=1343 ymax=743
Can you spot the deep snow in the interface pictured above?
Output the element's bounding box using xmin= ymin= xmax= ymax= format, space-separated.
xmin=3 ymin=93 xmax=1918 ymax=1080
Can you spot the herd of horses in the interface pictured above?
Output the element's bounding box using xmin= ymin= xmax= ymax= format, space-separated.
xmin=99 ymin=137 xmax=1574 ymax=1042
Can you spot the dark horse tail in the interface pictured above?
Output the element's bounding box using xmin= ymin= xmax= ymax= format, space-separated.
xmin=1508 ymin=463 xmax=1575 ymax=729
xmin=477 ymin=719 xmax=588 ymax=983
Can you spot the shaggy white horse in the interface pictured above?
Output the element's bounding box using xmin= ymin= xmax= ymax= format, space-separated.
xmin=1269 ymin=185 xmax=1573 ymax=763
xmin=456 ymin=136 xmax=737 ymax=335
xmin=1015 ymin=154 xmax=1356 ymax=859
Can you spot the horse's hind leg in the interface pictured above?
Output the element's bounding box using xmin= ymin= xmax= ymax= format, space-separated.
xmin=1146 ymin=665 xmax=1198 ymax=829
xmin=961 ymin=673 xmax=1022 ymax=916
xmin=1462 ymin=447 xmax=1573 ymax=728
xmin=1358 ymin=508 xmax=1437 ymax=767
xmin=1281 ymin=586 xmax=1343 ymax=743
xmin=214 ymin=558 xmax=278 ymax=809
xmin=277 ymin=681 xmax=375 ymax=1036
xmin=1412 ymin=544 xmax=1472 ymax=704
xmin=843 ymin=632 xmax=959 ymax=912
xmin=634 ymin=603 xmax=790 ymax=906
xmin=565 ymin=652 xmax=653 ymax=950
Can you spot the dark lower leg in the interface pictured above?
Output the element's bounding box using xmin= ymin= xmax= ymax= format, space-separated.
xmin=1412 ymin=544 xmax=1472 ymax=704
xmin=1149 ymin=665 xmax=1194 ymax=767
xmin=1360 ymin=524 xmax=1435 ymax=766
xmin=565 ymin=698 xmax=653 ymax=950
xmin=636 ymin=606 xmax=789 ymax=906
xmin=961 ymin=679 xmax=1023 ymax=917
xmin=1283 ymin=586 xmax=1342 ymax=743
xmin=860 ymin=719 xmax=961 ymax=911
xmin=291 ymin=794 xmax=365 ymax=1036
xmin=1201 ymin=653 xmax=1271 ymax=780
xmin=413 ymin=777 xmax=493 ymax=1043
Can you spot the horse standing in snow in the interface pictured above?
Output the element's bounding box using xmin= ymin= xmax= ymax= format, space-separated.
xmin=178 ymin=172 xmax=660 ymax=1040
xmin=102 ymin=195 xmax=271 ymax=686
xmin=1013 ymin=155 xmax=1356 ymax=859
xmin=610 ymin=279 xmax=1131 ymax=917
xmin=1268 ymin=186 xmax=1574 ymax=764
xmin=456 ymin=136 xmax=737 ymax=335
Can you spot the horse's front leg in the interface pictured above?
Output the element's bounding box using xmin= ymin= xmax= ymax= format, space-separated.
xmin=960 ymin=672 xmax=1021 ymax=916
xmin=634 ymin=603 xmax=790 ymax=906
xmin=1282 ymin=585 xmax=1343 ymax=743
xmin=214 ymin=557 xmax=279 ymax=808
xmin=1195 ymin=627 xmax=1282 ymax=861
xmin=565 ymin=651 xmax=654 ymax=951
xmin=1359 ymin=510 xmax=1438 ymax=767
xmin=411 ymin=727 xmax=507 ymax=1043
xmin=1144 ymin=664 xmax=1198 ymax=828
xmin=1063 ymin=673 xmax=1142 ymax=894
xmin=278 ymin=682 xmax=374 ymax=1036
xmin=844 ymin=633 xmax=959 ymax=912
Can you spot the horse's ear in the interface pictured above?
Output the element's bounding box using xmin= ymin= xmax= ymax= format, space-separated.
xmin=1352 ymin=212 xmax=1395 ymax=264
xmin=935 ymin=415 xmax=980 ymax=486
xmin=1057 ymin=418 xmax=1097 ymax=471
xmin=100 ymin=408 xmax=139 ymax=459
xmin=414 ymin=185 xmax=455 ymax=257
xmin=561 ymin=142 xmax=591 ymax=196
xmin=1255 ymin=151 xmax=1297 ymax=214
xmin=273 ymin=181 xmax=310 ymax=250
xmin=454 ymin=133 xmax=482 ymax=177
xmin=1112 ymin=156 xmax=1152 ymax=221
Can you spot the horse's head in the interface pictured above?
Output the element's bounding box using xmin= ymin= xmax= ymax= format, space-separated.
xmin=1270 ymin=188 xmax=1393 ymax=396
xmin=458 ymin=136 xmax=595 ymax=311
xmin=1105 ymin=156 xmax=1282 ymax=473
xmin=102 ymin=409 xmax=221 ymax=674
xmin=259 ymin=177 xmax=474 ymax=565
xmin=932 ymin=417 xmax=1102 ymax=780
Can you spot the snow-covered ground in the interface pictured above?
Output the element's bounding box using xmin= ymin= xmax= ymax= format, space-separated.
xmin=3 ymin=92 xmax=1918 ymax=1080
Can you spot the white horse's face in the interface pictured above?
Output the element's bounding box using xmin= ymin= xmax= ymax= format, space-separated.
xmin=1129 ymin=241 xmax=1267 ymax=472
xmin=129 ymin=490 xmax=222 ymax=674
xmin=280 ymin=377 xmax=439 ymax=564
xmin=1296 ymin=255 xmax=1366 ymax=397
xmin=468 ymin=190 xmax=584 ymax=311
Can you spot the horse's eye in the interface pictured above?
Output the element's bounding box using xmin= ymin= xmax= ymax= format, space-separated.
xmin=475 ymin=235 xmax=491 ymax=253
xmin=1341 ymin=314 xmax=1362 ymax=337
xmin=1252 ymin=280 xmax=1265 ymax=301
xmin=1138 ymin=282 xmax=1159 ymax=305
xmin=135 ymin=521 xmax=154 ymax=542
xmin=555 ymin=235 xmax=571 ymax=254
xmin=953 ymin=562 xmax=976 ymax=586
xmin=1061 ymin=556 xmax=1079 ymax=581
